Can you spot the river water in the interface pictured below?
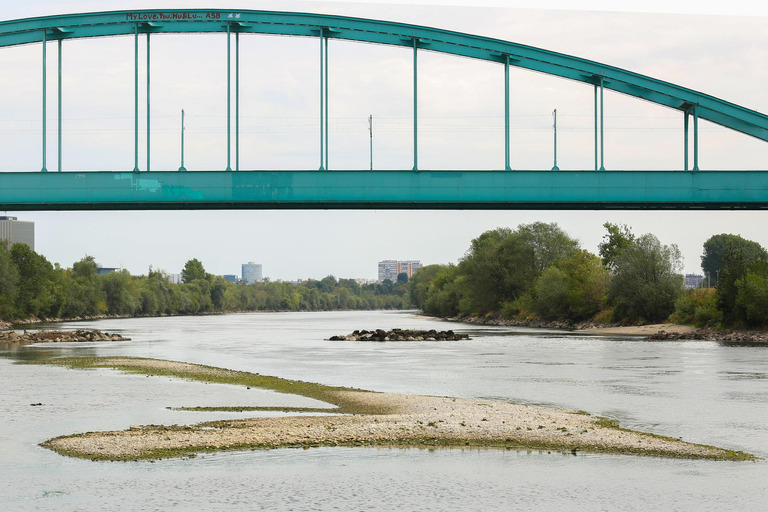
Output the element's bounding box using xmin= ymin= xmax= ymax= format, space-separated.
xmin=1 ymin=311 xmax=767 ymax=511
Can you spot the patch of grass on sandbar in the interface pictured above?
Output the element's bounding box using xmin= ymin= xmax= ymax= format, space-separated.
xmin=25 ymin=356 xmax=393 ymax=415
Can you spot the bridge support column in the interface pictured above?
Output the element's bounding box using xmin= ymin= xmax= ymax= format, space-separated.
xmin=41 ymin=30 xmax=47 ymax=172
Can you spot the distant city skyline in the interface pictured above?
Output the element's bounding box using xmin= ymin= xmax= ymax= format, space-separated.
xmin=1 ymin=1 xmax=766 ymax=280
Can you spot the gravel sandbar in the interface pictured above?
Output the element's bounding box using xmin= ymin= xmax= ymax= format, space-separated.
xmin=40 ymin=358 xmax=750 ymax=461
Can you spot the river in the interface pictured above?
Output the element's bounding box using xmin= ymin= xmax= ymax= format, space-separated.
xmin=1 ymin=310 xmax=767 ymax=511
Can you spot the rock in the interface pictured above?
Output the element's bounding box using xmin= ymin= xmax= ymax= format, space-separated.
xmin=327 ymin=329 xmax=470 ymax=342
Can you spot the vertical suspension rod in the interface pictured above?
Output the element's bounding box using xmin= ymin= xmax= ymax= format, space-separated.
xmin=693 ymin=105 xmax=699 ymax=171
xmin=319 ymin=28 xmax=325 ymax=170
xmin=57 ymin=38 xmax=62 ymax=172
xmin=599 ymin=77 xmax=605 ymax=171
xmin=236 ymin=31 xmax=240 ymax=171
xmin=412 ymin=37 xmax=418 ymax=172
xmin=146 ymin=32 xmax=151 ymax=172
xmin=594 ymin=84 xmax=598 ymax=171
xmin=225 ymin=23 xmax=232 ymax=171
xmin=41 ymin=30 xmax=47 ymax=172
xmin=684 ymin=109 xmax=689 ymax=171
xmin=133 ymin=24 xmax=139 ymax=172
xmin=504 ymin=55 xmax=510 ymax=171
xmin=325 ymin=35 xmax=329 ymax=170
xmin=369 ymin=115 xmax=373 ymax=171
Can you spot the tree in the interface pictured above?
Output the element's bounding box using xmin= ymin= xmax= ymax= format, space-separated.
xmin=181 ymin=258 xmax=208 ymax=283
xmin=10 ymin=244 xmax=64 ymax=318
xmin=530 ymin=250 xmax=609 ymax=321
xmin=396 ymin=272 xmax=409 ymax=284
xmin=702 ymin=234 xmax=767 ymax=287
xmin=608 ymin=233 xmax=683 ymax=323
xmin=0 ymin=243 xmax=18 ymax=319
xmin=515 ymin=221 xmax=580 ymax=273
xmin=735 ymin=260 xmax=768 ymax=327
xmin=599 ymin=222 xmax=635 ymax=271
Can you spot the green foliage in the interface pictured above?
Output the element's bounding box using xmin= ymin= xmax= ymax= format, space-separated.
xmin=0 ymin=249 xmax=411 ymax=322
xmin=599 ymin=222 xmax=635 ymax=270
xmin=713 ymin=236 xmax=768 ymax=325
xmin=734 ymin=260 xmax=768 ymax=327
xmin=456 ymin=223 xmax=578 ymax=316
xmin=607 ymin=234 xmax=683 ymax=323
xmin=421 ymin=264 xmax=462 ymax=318
xmin=0 ymin=243 xmax=19 ymax=319
xmin=181 ymin=258 xmax=209 ymax=284
xmin=531 ymin=250 xmax=609 ymax=321
xmin=671 ymin=288 xmax=721 ymax=327
xmin=702 ymin=234 xmax=767 ymax=287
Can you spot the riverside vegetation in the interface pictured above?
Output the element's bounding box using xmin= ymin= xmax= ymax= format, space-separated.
xmin=2 ymin=222 xmax=767 ymax=331
xmin=409 ymin=222 xmax=768 ymax=332
xmin=0 ymin=245 xmax=409 ymax=325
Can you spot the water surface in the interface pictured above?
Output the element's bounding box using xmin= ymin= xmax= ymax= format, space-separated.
xmin=2 ymin=311 xmax=766 ymax=511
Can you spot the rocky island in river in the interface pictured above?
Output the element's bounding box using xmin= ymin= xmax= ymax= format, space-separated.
xmin=328 ymin=329 xmax=469 ymax=342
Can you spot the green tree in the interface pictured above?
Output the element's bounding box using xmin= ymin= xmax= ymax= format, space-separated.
xmin=735 ymin=260 xmax=768 ymax=327
xmin=62 ymin=256 xmax=107 ymax=318
xmin=530 ymin=250 xmax=609 ymax=321
xmin=101 ymin=270 xmax=141 ymax=315
xmin=409 ymin=264 xmax=442 ymax=310
xmin=181 ymin=258 xmax=208 ymax=283
xmin=716 ymin=244 xmax=754 ymax=325
xmin=702 ymin=234 xmax=767 ymax=287
xmin=599 ymin=222 xmax=635 ymax=270
xmin=515 ymin=221 xmax=580 ymax=273
xmin=10 ymin=253 xmax=61 ymax=319
xmin=0 ymin=243 xmax=18 ymax=319
xmin=422 ymin=264 xmax=462 ymax=317
xmin=608 ymin=234 xmax=683 ymax=323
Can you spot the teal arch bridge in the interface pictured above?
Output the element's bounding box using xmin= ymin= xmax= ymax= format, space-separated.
xmin=0 ymin=9 xmax=766 ymax=210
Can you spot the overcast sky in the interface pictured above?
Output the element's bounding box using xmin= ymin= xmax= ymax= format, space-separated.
xmin=1 ymin=0 xmax=766 ymax=280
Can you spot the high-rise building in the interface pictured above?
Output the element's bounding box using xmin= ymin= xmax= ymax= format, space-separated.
xmin=684 ymin=274 xmax=705 ymax=289
xmin=0 ymin=216 xmax=34 ymax=251
xmin=242 ymin=262 xmax=263 ymax=284
xmin=378 ymin=260 xmax=422 ymax=282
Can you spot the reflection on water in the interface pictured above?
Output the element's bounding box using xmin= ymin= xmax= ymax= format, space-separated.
xmin=1 ymin=310 xmax=767 ymax=511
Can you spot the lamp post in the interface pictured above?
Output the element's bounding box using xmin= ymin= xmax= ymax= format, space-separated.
xmin=551 ymin=108 xmax=559 ymax=171
xmin=178 ymin=109 xmax=187 ymax=171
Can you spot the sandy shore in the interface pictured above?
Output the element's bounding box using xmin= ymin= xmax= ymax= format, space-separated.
xmin=38 ymin=357 xmax=750 ymax=461
xmin=575 ymin=323 xmax=698 ymax=336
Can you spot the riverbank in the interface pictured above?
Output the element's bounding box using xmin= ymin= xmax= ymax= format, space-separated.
xmin=445 ymin=315 xmax=768 ymax=342
xmin=33 ymin=357 xmax=752 ymax=461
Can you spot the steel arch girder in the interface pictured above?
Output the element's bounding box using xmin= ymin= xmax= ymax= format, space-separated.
xmin=0 ymin=9 xmax=766 ymax=142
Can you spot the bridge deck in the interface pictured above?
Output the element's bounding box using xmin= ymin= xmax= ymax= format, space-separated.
xmin=1 ymin=170 xmax=767 ymax=210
